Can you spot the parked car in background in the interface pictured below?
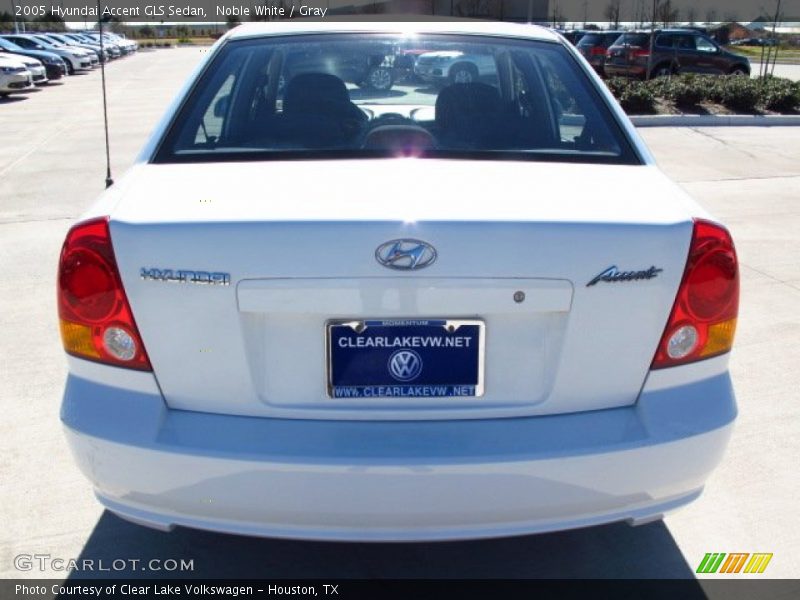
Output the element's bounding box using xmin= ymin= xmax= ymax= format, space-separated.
xmin=414 ymin=49 xmax=497 ymax=84
xmin=105 ymin=32 xmax=138 ymax=54
xmin=576 ymin=31 xmax=624 ymax=75
xmin=0 ymin=48 xmax=47 ymax=85
xmin=283 ymin=42 xmax=396 ymax=91
xmin=605 ymin=30 xmax=751 ymax=78
xmin=8 ymin=54 xmax=45 ymax=85
xmin=43 ymin=32 xmax=109 ymax=63
xmin=84 ymin=32 xmax=137 ymax=55
xmin=0 ymin=55 xmax=33 ymax=97
xmin=0 ymin=36 xmax=65 ymax=81
xmin=59 ymin=22 xmax=738 ymax=542
xmin=63 ymin=32 xmax=117 ymax=59
xmin=66 ymin=32 xmax=120 ymax=58
xmin=31 ymin=34 xmax=100 ymax=68
xmin=82 ymin=33 xmax=123 ymax=57
xmin=557 ymin=29 xmax=587 ymax=45
xmin=730 ymin=37 xmax=779 ymax=47
xmin=1 ymin=34 xmax=92 ymax=75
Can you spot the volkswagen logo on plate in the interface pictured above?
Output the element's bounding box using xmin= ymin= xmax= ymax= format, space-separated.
xmin=375 ymin=239 xmax=437 ymax=271
xmin=388 ymin=349 xmax=423 ymax=382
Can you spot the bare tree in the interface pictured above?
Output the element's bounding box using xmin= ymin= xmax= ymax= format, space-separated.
xmin=604 ymin=0 xmax=622 ymax=28
xmin=723 ymin=11 xmax=739 ymax=23
xmin=686 ymin=7 xmax=697 ymax=25
xmin=549 ymin=0 xmax=565 ymax=27
xmin=633 ymin=0 xmax=647 ymax=27
xmin=656 ymin=0 xmax=680 ymax=27
xmin=456 ymin=0 xmax=501 ymax=18
xmin=704 ymin=9 xmax=718 ymax=24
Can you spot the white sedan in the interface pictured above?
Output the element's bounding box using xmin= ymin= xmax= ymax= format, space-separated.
xmin=0 ymin=55 xmax=32 ymax=97
xmin=58 ymin=22 xmax=738 ymax=541
xmin=1 ymin=52 xmax=47 ymax=85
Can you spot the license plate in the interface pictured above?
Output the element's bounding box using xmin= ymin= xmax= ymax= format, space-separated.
xmin=327 ymin=319 xmax=484 ymax=398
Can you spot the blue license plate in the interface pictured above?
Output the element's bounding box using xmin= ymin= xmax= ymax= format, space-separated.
xmin=327 ymin=319 xmax=484 ymax=398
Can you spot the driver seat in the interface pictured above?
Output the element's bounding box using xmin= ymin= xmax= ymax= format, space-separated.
xmin=435 ymin=83 xmax=506 ymax=148
xmin=273 ymin=73 xmax=366 ymax=147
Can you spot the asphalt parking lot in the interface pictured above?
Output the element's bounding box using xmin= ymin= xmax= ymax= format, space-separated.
xmin=1 ymin=47 xmax=799 ymax=582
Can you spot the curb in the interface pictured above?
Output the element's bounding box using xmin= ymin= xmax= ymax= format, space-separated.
xmin=631 ymin=114 xmax=800 ymax=127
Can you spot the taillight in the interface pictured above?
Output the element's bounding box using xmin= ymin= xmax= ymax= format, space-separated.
xmin=591 ymin=47 xmax=607 ymax=56
xmin=652 ymin=219 xmax=739 ymax=369
xmin=57 ymin=217 xmax=151 ymax=370
xmin=632 ymin=48 xmax=650 ymax=59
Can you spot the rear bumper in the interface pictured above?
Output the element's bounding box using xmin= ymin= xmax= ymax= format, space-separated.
xmin=605 ymin=63 xmax=647 ymax=78
xmin=62 ymin=361 xmax=736 ymax=541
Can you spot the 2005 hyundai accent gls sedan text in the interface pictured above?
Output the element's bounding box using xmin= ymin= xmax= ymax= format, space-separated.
xmin=59 ymin=22 xmax=738 ymax=541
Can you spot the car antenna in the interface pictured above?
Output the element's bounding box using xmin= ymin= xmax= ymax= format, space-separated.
xmin=97 ymin=2 xmax=113 ymax=188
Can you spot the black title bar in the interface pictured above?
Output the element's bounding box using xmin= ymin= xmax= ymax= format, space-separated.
xmin=0 ymin=1 xmax=783 ymax=25
xmin=5 ymin=579 xmax=800 ymax=600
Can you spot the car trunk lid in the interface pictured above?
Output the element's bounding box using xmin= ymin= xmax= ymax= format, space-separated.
xmin=108 ymin=159 xmax=694 ymax=420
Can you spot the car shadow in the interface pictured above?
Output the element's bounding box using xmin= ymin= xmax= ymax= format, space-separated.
xmin=0 ymin=95 xmax=28 ymax=104
xmin=66 ymin=511 xmax=703 ymax=581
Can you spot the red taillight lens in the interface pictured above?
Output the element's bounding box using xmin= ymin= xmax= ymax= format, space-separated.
xmin=651 ymin=219 xmax=739 ymax=369
xmin=632 ymin=48 xmax=651 ymax=58
xmin=591 ymin=47 xmax=607 ymax=56
xmin=57 ymin=217 xmax=151 ymax=371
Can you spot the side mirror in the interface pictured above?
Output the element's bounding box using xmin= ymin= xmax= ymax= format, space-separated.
xmin=213 ymin=95 xmax=229 ymax=118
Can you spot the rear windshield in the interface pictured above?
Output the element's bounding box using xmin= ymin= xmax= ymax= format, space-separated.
xmin=577 ymin=33 xmax=620 ymax=47
xmin=155 ymin=34 xmax=638 ymax=165
xmin=577 ymin=33 xmax=605 ymax=46
xmin=613 ymin=33 xmax=650 ymax=47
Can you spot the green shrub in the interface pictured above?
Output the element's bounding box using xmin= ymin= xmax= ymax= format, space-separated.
xmin=716 ymin=76 xmax=760 ymax=112
xmin=604 ymin=78 xmax=656 ymax=113
xmin=704 ymin=78 xmax=725 ymax=104
xmin=663 ymin=75 xmax=709 ymax=108
xmin=759 ymin=77 xmax=800 ymax=112
xmin=620 ymin=83 xmax=656 ymax=113
xmin=605 ymin=73 xmax=799 ymax=114
xmin=604 ymin=77 xmax=629 ymax=98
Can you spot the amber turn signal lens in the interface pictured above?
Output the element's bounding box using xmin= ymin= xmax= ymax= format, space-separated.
xmin=700 ymin=318 xmax=737 ymax=357
xmin=60 ymin=319 xmax=100 ymax=359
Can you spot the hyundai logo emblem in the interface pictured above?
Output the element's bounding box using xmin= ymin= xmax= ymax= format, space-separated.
xmin=375 ymin=239 xmax=437 ymax=271
xmin=388 ymin=349 xmax=423 ymax=382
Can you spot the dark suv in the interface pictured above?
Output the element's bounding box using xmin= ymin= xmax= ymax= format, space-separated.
xmin=604 ymin=30 xmax=750 ymax=79
xmin=576 ymin=31 xmax=624 ymax=76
